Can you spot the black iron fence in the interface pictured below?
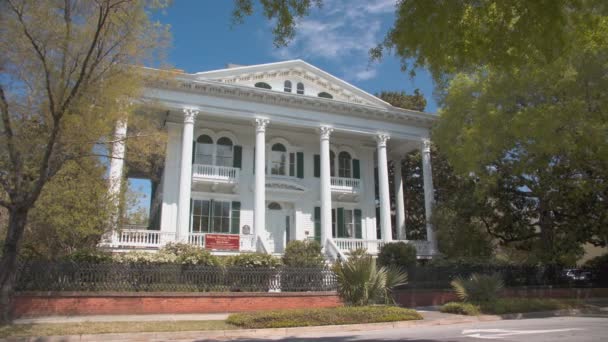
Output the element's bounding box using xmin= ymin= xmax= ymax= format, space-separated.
xmin=16 ymin=261 xmax=337 ymax=292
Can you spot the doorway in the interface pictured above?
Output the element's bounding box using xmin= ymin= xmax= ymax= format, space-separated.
xmin=266 ymin=202 xmax=292 ymax=253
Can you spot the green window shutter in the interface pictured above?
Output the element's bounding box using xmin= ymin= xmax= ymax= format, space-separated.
xmin=297 ymin=152 xmax=304 ymax=178
xmin=314 ymin=154 xmax=320 ymax=177
xmin=337 ymin=208 xmax=345 ymax=238
xmin=191 ymin=141 xmax=196 ymax=163
xmin=230 ymin=201 xmax=241 ymax=234
xmin=354 ymin=209 xmax=362 ymax=239
xmin=233 ymin=145 xmax=242 ymax=169
xmin=289 ymin=153 xmax=295 ymax=177
xmin=314 ymin=206 xmax=321 ymax=242
xmin=353 ymin=159 xmax=360 ymax=179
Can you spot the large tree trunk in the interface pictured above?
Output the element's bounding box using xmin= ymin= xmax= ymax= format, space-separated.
xmin=0 ymin=207 xmax=28 ymax=323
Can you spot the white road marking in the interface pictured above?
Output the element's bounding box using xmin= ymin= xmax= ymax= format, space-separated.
xmin=462 ymin=328 xmax=584 ymax=339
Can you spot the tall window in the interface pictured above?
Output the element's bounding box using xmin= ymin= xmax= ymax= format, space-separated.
xmin=297 ymin=82 xmax=304 ymax=95
xmin=195 ymin=135 xmax=214 ymax=165
xmin=191 ymin=199 xmax=231 ymax=233
xmin=331 ymin=208 xmax=357 ymax=238
xmin=338 ymin=151 xmax=352 ymax=178
xmin=329 ymin=151 xmax=336 ymax=177
xmin=284 ymin=80 xmax=292 ymax=92
xmin=216 ymin=137 xmax=233 ymax=167
xmin=270 ymin=143 xmax=287 ymax=175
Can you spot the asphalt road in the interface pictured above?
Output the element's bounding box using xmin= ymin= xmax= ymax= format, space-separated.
xmin=203 ymin=316 xmax=607 ymax=342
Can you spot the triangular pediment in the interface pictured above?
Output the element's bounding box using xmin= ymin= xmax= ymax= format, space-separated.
xmin=194 ymin=60 xmax=391 ymax=108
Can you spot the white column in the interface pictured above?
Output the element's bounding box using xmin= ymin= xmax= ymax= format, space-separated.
xmin=394 ymin=159 xmax=406 ymax=240
xmin=254 ymin=118 xmax=269 ymax=241
xmin=319 ymin=126 xmax=333 ymax=246
xmin=421 ymin=138 xmax=437 ymax=252
xmin=108 ymin=119 xmax=127 ymax=200
xmin=177 ymin=108 xmax=199 ymax=241
xmin=376 ymin=134 xmax=392 ymax=242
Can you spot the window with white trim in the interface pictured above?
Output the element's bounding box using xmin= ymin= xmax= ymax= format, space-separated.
xmin=284 ymin=80 xmax=292 ymax=92
xmin=270 ymin=143 xmax=287 ymax=175
xmin=216 ymin=137 xmax=233 ymax=167
xmin=338 ymin=151 xmax=352 ymax=178
xmin=195 ymin=135 xmax=214 ymax=165
xmin=331 ymin=208 xmax=358 ymax=238
xmin=191 ymin=199 xmax=232 ymax=233
xmin=297 ymin=82 xmax=304 ymax=95
xmin=195 ymin=135 xmax=234 ymax=166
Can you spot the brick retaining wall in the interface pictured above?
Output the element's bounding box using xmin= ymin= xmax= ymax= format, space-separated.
xmin=11 ymin=291 xmax=342 ymax=318
xmin=394 ymin=287 xmax=608 ymax=307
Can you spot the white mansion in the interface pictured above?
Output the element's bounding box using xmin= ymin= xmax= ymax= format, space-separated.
xmin=104 ymin=60 xmax=438 ymax=260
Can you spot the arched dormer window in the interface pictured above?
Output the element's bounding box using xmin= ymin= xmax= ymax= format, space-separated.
xmin=338 ymin=151 xmax=352 ymax=178
xmin=284 ymin=80 xmax=292 ymax=93
xmin=254 ymin=82 xmax=272 ymax=89
xmin=216 ymin=137 xmax=233 ymax=167
xmin=318 ymin=92 xmax=333 ymax=99
xmin=195 ymin=135 xmax=214 ymax=165
xmin=270 ymin=143 xmax=287 ymax=175
xmin=297 ymin=82 xmax=304 ymax=95
xmin=268 ymin=202 xmax=282 ymax=210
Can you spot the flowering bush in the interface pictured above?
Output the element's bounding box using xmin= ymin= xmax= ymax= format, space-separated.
xmin=225 ymin=253 xmax=281 ymax=268
xmin=112 ymin=243 xmax=220 ymax=266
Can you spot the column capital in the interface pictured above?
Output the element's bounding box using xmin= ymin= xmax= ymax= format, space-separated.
xmin=422 ymin=138 xmax=432 ymax=153
xmin=254 ymin=118 xmax=270 ymax=132
xmin=319 ymin=126 xmax=333 ymax=140
xmin=183 ymin=107 xmax=200 ymax=124
xmin=375 ymin=133 xmax=390 ymax=147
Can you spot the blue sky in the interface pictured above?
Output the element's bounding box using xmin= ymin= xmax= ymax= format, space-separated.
xmin=129 ymin=0 xmax=437 ymax=219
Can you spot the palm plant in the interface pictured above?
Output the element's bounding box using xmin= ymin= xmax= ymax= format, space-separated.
xmin=450 ymin=273 xmax=504 ymax=302
xmin=335 ymin=252 xmax=408 ymax=306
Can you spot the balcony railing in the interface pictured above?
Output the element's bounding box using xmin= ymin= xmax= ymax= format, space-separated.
xmin=113 ymin=229 xmax=176 ymax=248
xmin=333 ymin=238 xmax=433 ymax=257
xmin=330 ymin=177 xmax=361 ymax=193
xmin=192 ymin=164 xmax=239 ymax=183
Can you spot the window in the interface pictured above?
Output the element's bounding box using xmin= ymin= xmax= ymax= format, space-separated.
xmin=254 ymin=82 xmax=272 ymax=89
xmin=191 ymin=199 xmax=231 ymax=233
xmin=318 ymin=92 xmax=333 ymax=99
xmin=338 ymin=151 xmax=352 ymax=178
xmin=270 ymin=143 xmax=287 ymax=175
xmin=268 ymin=202 xmax=282 ymax=210
xmin=284 ymin=80 xmax=292 ymax=92
xmin=344 ymin=210 xmax=355 ymax=238
xmin=329 ymin=151 xmax=336 ymax=177
xmin=195 ymin=135 xmax=214 ymax=165
xmin=331 ymin=208 xmax=358 ymax=238
xmin=216 ymin=137 xmax=233 ymax=167
xmin=297 ymin=82 xmax=304 ymax=95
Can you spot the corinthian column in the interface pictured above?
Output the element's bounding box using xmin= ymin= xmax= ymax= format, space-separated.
xmin=376 ymin=133 xmax=392 ymax=242
xmin=254 ymin=118 xmax=269 ymax=241
xmin=394 ymin=158 xmax=406 ymax=240
xmin=177 ymin=107 xmax=199 ymax=241
xmin=421 ymin=138 xmax=437 ymax=252
xmin=319 ymin=126 xmax=334 ymax=246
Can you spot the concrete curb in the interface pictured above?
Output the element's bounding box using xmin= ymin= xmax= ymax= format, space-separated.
xmin=2 ymin=308 xmax=606 ymax=342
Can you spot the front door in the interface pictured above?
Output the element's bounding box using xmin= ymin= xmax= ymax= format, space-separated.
xmin=267 ymin=202 xmax=290 ymax=253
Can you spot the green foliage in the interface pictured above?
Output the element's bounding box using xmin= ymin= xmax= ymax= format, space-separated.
xmin=440 ymin=302 xmax=481 ymax=316
xmin=335 ymin=252 xmax=408 ymax=306
xmin=226 ymin=306 xmax=422 ymax=328
xmin=377 ymin=242 xmax=417 ymax=268
xmin=478 ymin=298 xmax=581 ymax=315
xmin=224 ymin=252 xmax=281 ymax=268
xmin=450 ymin=273 xmax=504 ymax=302
xmin=583 ymin=253 xmax=608 ymax=269
xmin=282 ymin=240 xmax=324 ymax=267
xmin=433 ymin=205 xmax=494 ymax=260
xmin=377 ymin=89 xmax=427 ymax=111
xmin=63 ymin=249 xmax=113 ymax=264
xmin=159 ymin=243 xmax=221 ymax=266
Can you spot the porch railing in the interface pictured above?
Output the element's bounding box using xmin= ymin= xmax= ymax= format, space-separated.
xmin=186 ymin=233 xmax=256 ymax=252
xmin=330 ymin=177 xmax=361 ymax=192
xmin=114 ymin=229 xmax=176 ymax=248
xmin=333 ymin=238 xmax=432 ymax=256
xmin=192 ymin=164 xmax=239 ymax=182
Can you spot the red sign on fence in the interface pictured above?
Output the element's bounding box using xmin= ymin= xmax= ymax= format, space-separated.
xmin=205 ymin=234 xmax=240 ymax=251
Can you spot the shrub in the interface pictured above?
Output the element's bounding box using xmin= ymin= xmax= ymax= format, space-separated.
xmin=450 ymin=273 xmax=504 ymax=302
xmin=160 ymin=243 xmax=220 ymax=266
xmin=226 ymin=306 xmax=422 ymax=328
xmin=335 ymin=252 xmax=408 ymax=306
xmin=224 ymin=252 xmax=281 ymax=268
xmin=478 ymin=298 xmax=581 ymax=315
xmin=113 ymin=250 xmax=178 ymax=264
xmin=63 ymin=248 xmax=113 ymax=263
xmin=282 ymin=240 xmax=324 ymax=267
xmin=440 ymin=302 xmax=481 ymax=315
xmin=377 ymin=242 xmax=417 ymax=268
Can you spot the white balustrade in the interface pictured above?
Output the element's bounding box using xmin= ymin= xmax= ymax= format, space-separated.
xmin=188 ymin=232 xmax=206 ymax=247
xmin=114 ymin=229 xmax=175 ymax=248
xmin=192 ymin=164 xmax=239 ymax=183
xmin=330 ymin=177 xmax=361 ymax=192
xmin=334 ymin=239 xmax=431 ymax=256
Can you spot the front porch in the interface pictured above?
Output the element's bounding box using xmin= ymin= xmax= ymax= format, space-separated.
xmin=101 ymin=227 xmax=433 ymax=258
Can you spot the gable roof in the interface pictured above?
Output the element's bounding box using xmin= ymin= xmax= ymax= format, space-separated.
xmin=194 ymin=60 xmax=393 ymax=109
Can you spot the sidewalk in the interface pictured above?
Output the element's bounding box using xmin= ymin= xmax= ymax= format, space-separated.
xmin=13 ymin=313 xmax=230 ymax=325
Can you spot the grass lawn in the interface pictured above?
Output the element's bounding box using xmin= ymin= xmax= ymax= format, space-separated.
xmin=0 ymin=320 xmax=235 ymax=338
xmin=227 ymin=306 xmax=422 ymax=329
xmin=440 ymin=298 xmax=584 ymax=316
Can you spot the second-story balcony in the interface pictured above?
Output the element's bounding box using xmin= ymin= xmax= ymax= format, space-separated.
xmin=192 ymin=164 xmax=240 ymax=192
xmin=330 ymin=177 xmax=361 ymax=201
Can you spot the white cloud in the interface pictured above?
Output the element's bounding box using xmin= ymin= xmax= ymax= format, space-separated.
xmin=269 ymin=0 xmax=397 ymax=81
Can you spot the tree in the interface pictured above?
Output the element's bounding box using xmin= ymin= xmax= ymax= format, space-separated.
xmin=0 ymin=0 xmax=169 ymax=322
xmin=376 ymin=89 xmax=426 ymax=112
